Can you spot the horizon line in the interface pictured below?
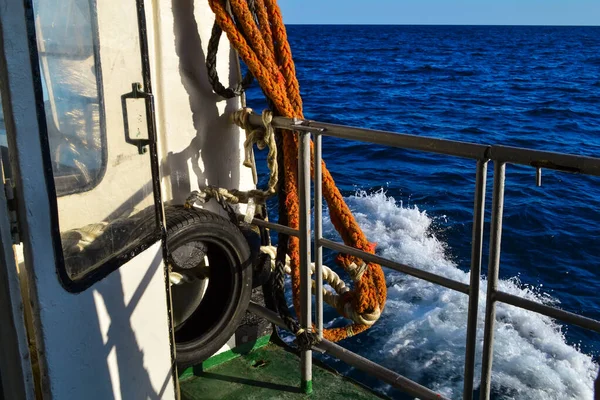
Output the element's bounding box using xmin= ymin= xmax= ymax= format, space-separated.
xmin=285 ymin=23 xmax=600 ymax=27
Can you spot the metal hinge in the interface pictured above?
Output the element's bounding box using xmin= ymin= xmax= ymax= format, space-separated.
xmin=4 ymin=178 xmax=20 ymax=244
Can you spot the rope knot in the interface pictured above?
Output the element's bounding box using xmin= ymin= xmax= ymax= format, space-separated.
xmin=347 ymin=261 xmax=368 ymax=282
xmin=187 ymin=109 xmax=278 ymax=211
xmin=294 ymin=328 xmax=320 ymax=352
xmin=232 ymin=107 xmax=254 ymax=131
xmin=233 ymin=109 xmax=278 ymax=195
xmin=185 ymin=190 xmax=209 ymax=208
xmin=336 ymin=253 xmax=370 ymax=282
xmin=342 ymin=303 xmax=381 ymax=327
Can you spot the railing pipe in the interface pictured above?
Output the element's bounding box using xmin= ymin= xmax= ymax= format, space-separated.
xmin=298 ymin=131 xmax=313 ymax=393
xmin=490 ymin=145 xmax=600 ymax=177
xmin=247 ymin=302 xmax=449 ymax=400
xmin=241 ymin=216 xmax=300 ymax=238
xmin=479 ymin=162 xmax=506 ymax=400
xmin=495 ymin=291 xmax=600 ymax=333
xmin=463 ymin=160 xmax=488 ymax=400
xmin=314 ymin=132 xmax=324 ymax=339
xmin=247 ymin=114 xmax=600 ymax=176
xmin=320 ymin=238 xmax=470 ymax=295
xmin=248 ymin=114 xmax=489 ymax=160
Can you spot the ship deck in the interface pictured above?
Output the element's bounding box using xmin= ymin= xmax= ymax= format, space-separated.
xmin=179 ymin=342 xmax=386 ymax=399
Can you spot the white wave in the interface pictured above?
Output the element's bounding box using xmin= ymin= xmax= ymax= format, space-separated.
xmin=322 ymin=189 xmax=597 ymax=400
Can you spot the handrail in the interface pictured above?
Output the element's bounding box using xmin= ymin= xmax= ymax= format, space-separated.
xmin=249 ymin=113 xmax=490 ymax=160
xmin=247 ymin=113 xmax=600 ymax=176
xmin=242 ymin=112 xmax=600 ymax=400
xmin=495 ymin=290 xmax=600 ymax=333
xmin=320 ymin=238 xmax=470 ymax=294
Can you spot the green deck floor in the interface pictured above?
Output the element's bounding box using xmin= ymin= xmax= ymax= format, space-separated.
xmin=179 ymin=343 xmax=385 ymax=399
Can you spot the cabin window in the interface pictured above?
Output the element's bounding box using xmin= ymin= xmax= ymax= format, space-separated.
xmin=32 ymin=0 xmax=161 ymax=288
xmin=34 ymin=0 xmax=106 ymax=197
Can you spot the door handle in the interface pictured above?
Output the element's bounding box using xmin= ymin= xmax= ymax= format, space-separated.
xmin=121 ymin=82 xmax=152 ymax=155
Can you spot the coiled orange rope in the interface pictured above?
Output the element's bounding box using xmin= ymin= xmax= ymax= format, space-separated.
xmin=208 ymin=0 xmax=386 ymax=341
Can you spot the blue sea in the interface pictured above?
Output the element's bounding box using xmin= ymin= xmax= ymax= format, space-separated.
xmin=246 ymin=25 xmax=600 ymax=399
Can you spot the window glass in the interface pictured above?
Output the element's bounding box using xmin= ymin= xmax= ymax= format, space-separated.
xmin=0 ymin=95 xmax=10 ymax=181
xmin=0 ymin=95 xmax=6 ymax=147
xmin=34 ymin=0 xmax=106 ymax=197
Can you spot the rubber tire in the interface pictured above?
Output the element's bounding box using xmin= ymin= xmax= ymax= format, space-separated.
xmin=165 ymin=205 xmax=252 ymax=369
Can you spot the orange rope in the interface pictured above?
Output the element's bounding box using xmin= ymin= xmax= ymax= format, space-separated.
xmin=208 ymin=0 xmax=386 ymax=341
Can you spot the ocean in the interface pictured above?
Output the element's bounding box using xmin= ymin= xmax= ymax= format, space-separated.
xmin=246 ymin=25 xmax=600 ymax=399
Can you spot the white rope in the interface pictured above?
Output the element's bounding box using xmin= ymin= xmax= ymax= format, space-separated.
xmin=182 ymin=107 xmax=382 ymax=326
xmin=185 ymin=108 xmax=278 ymax=208
xmin=260 ymin=245 xmax=381 ymax=326
xmin=347 ymin=261 xmax=369 ymax=282
xmin=234 ymin=108 xmax=277 ymax=194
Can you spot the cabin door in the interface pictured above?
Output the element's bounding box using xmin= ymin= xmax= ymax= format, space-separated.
xmin=0 ymin=0 xmax=177 ymax=399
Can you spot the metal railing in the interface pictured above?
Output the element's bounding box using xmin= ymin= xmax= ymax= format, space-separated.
xmin=243 ymin=113 xmax=600 ymax=400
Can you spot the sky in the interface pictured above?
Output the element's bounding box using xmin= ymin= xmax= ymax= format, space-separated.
xmin=278 ymin=0 xmax=600 ymax=26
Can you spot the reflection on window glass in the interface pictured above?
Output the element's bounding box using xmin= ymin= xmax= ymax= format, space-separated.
xmin=0 ymin=95 xmax=5 ymax=147
xmin=0 ymin=94 xmax=11 ymax=181
xmin=34 ymin=0 xmax=105 ymax=197
xmin=60 ymin=204 xmax=157 ymax=279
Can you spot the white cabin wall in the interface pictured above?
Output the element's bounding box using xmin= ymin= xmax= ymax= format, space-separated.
xmin=15 ymin=242 xmax=175 ymax=400
xmin=37 ymin=243 xmax=175 ymax=400
xmin=147 ymin=0 xmax=254 ymax=210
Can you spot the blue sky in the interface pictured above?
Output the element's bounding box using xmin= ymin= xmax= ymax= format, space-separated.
xmin=278 ymin=0 xmax=599 ymax=25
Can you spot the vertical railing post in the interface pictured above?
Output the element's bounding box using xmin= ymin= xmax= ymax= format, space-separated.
xmin=314 ymin=132 xmax=324 ymax=339
xmin=463 ymin=160 xmax=488 ymax=400
xmin=479 ymin=162 xmax=506 ymax=400
xmin=298 ymin=130 xmax=313 ymax=394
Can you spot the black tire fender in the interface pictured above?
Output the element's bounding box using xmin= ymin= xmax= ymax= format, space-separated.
xmin=164 ymin=205 xmax=252 ymax=368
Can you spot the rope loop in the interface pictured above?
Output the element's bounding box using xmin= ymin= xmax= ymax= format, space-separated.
xmin=231 ymin=106 xmax=254 ymax=132
xmin=342 ymin=303 xmax=381 ymax=327
xmin=259 ymin=245 xmax=378 ymax=327
xmin=206 ymin=21 xmax=254 ymax=99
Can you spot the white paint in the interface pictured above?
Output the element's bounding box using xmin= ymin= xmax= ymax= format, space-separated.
xmin=35 ymin=243 xmax=175 ymax=400
xmin=90 ymin=243 xmax=175 ymax=400
xmin=147 ymin=0 xmax=254 ymax=212
xmin=30 ymin=240 xmax=174 ymax=400
xmin=213 ymin=335 xmax=238 ymax=357
xmin=0 ymin=1 xmax=176 ymax=399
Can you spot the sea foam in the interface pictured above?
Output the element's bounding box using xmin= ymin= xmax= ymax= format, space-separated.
xmin=321 ymin=189 xmax=597 ymax=399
